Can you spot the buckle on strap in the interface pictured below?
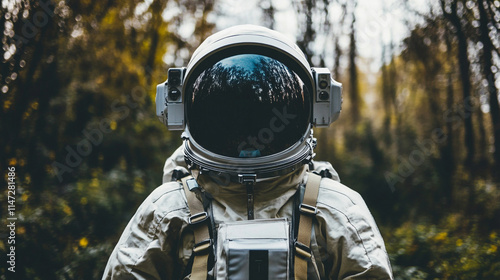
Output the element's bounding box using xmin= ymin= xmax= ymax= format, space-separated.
xmin=193 ymin=239 xmax=212 ymax=255
xmin=185 ymin=178 xmax=200 ymax=191
xmin=294 ymin=241 xmax=312 ymax=259
xmin=299 ymin=203 xmax=318 ymax=216
xmin=188 ymin=212 xmax=208 ymax=225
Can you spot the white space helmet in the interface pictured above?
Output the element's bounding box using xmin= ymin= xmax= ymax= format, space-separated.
xmin=155 ymin=25 xmax=342 ymax=183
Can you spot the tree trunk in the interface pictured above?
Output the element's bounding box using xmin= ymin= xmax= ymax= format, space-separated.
xmin=144 ymin=0 xmax=163 ymax=84
xmin=333 ymin=37 xmax=341 ymax=80
xmin=441 ymin=32 xmax=456 ymax=207
xmin=260 ymin=0 xmax=275 ymax=29
xmin=478 ymin=0 xmax=500 ymax=170
xmin=294 ymin=0 xmax=315 ymax=65
xmin=348 ymin=12 xmax=360 ymax=123
xmin=442 ymin=0 xmax=475 ymax=167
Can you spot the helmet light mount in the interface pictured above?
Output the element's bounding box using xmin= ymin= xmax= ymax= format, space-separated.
xmin=156 ymin=67 xmax=186 ymax=130
xmin=311 ymin=67 xmax=342 ymax=126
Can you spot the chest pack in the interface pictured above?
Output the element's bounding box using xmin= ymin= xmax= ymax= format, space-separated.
xmin=179 ymin=172 xmax=322 ymax=280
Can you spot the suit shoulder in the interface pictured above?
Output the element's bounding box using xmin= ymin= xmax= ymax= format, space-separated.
xmin=316 ymin=177 xmax=366 ymax=210
xmin=148 ymin=181 xmax=185 ymax=203
xmin=135 ymin=181 xmax=188 ymax=221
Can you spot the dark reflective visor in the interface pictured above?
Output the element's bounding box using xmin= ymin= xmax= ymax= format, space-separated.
xmin=186 ymin=54 xmax=311 ymax=158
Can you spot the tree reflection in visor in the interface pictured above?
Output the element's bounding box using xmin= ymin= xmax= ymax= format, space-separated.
xmin=186 ymin=54 xmax=311 ymax=158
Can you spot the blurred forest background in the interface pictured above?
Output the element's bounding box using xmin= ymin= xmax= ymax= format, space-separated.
xmin=1 ymin=0 xmax=500 ymax=279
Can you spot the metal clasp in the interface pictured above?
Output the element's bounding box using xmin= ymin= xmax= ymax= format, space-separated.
xmin=294 ymin=241 xmax=312 ymax=259
xmin=299 ymin=203 xmax=318 ymax=216
xmin=188 ymin=212 xmax=208 ymax=225
xmin=238 ymin=173 xmax=257 ymax=184
xmin=185 ymin=178 xmax=200 ymax=191
xmin=193 ymin=239 xmax=212 ymax=255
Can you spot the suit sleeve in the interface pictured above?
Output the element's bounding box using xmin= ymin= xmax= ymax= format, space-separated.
xmin=102 ymin=183 xmax=190 ymax=280
xmin=315 ymin=179 xmax=393 ymax=280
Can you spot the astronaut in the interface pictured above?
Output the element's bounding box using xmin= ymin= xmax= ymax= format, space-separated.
xmin=103 ymin=25 xmax=393 ymax=280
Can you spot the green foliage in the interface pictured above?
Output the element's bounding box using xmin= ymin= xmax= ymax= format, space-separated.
xmin=1 ymin=0 xmax=212 ymax=278
xmin=385 ymin=214 xmax=500 ymax=280
xmin=1 ymin=0 xmax=499 ymax=279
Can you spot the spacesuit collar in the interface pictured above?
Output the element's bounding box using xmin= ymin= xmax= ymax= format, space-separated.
xmin=193 ymin=165 xmax=307 ymax=200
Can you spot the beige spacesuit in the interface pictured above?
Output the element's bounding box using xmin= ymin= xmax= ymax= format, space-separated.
xmin=103 ymin=25 xmax=393 ymax=280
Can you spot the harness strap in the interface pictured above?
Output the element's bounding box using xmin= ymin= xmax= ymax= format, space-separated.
xmin=294 ymin=172 xmax=322 ymax=280
xmin=181 ymin=176 xmax=210 ymax=280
